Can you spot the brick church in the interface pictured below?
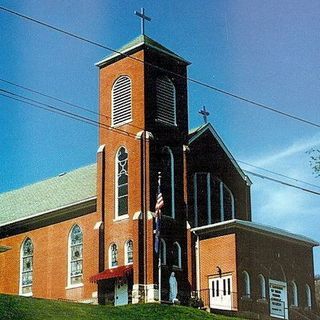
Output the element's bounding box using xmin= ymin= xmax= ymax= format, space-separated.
xmin=0 ymin=34 xmax=318 ymax=319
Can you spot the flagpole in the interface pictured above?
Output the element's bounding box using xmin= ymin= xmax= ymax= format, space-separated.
xmin=157 ymin=171 xmax=162 ymax=303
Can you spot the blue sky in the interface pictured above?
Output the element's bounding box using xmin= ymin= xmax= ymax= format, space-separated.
xmin=1 ymin=1 xmax=320 ymax=272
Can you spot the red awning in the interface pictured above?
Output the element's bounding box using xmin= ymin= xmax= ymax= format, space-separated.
xmin=89 ymin=265 xmax=133 ymax=283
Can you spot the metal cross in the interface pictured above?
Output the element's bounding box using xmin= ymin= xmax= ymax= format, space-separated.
xmin=199 ymin=106 xmax=210 ymax=124
xmin=134 ymin=8 xmax=151 ymax=35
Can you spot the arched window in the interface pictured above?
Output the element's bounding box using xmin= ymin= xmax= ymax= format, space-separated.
xmin=172 ymin=242 xmax=182 ymax=269
xmin=112 ymin=76 xmax=132 ymax=126
xmin=116 ymin=147 xmax=128 ymax=218
xmin=258 ymin=274 xmax=266 ymax=299
xmin=243 ymin=271 xmax=251 ymax=298
xmin=290 ymin=281 xmax=298 ymax=306
xmin=109 ymin=243 xmax=118 ymax=268
xmin=125 ymin=240 xmax=133 ymax=265
xmin=222 ymin=184 xmax=235 ymax=221
xmin=20 ymin=238 xmax=33 ymax=295
xmin=160 ymin=238 xmax=167 ymax=265
xmin=306 ymin=284 xmax=312 ymax=308
xmin=156 ymin=76 xmax=176 ymax=126
xmin=162 ymin=147 xmax=175 ymax=218
xmin=68 ymin=225 xmax=83 ymax=286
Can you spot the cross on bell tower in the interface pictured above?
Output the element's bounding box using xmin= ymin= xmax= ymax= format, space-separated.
xmin=199 ymin=106 xmax=210 ymax=124
xmin=134 ymin=8 xmax=151 ymax=35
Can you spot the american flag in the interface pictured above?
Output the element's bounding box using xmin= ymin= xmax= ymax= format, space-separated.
xmin=155 ymin=175 xmax=164 ymax=254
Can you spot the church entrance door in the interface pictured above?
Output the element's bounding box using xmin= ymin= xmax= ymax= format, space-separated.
xmin=209 ymin=275 xmax=232 ymax=310
xmin=269 ymin=279 xmax=288 ymax=319
xmin=115 ymin=279 xmax=128 ymax=306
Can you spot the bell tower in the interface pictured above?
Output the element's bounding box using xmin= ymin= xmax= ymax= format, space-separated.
xmin=95 ymin=34 xmax=191 ymax=304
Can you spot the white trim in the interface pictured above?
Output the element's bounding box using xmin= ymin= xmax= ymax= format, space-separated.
xmin=172 ymin=241 xmax=182 ymax=269
xmin=191 ymin=219 xmax=319 ymax=246
xmin=306 ymin=284 xmax=312 ymax=308
xmin=93 ymin=221 xmax=103 ymax=230
xmin=97 ymin=144 xmax=105 ymax=153
xmin=19 ymin=238 xmax=33 ymax=296
xmin=206 ymin=173 xmax=211 ymax=225
xmin=115 ymin=146 xmax=129 ymax=219
xmin=219 ymin=181 xmax=224 ymax=222
xmin=67 ymin=224 xmax=83 ymax=288
xmin=243 ymin=270 xmax=251 ymax=298
xmin=160 ymin=238 xmax=166 ymax=265
xmin=189 ymin=123 xmax=251 ymax=185
xmin=0 ymin=196 xmax=97 ymax=228
xmin=124 ymin=240 xmax=133 ymax=265
xmin=109 ymin=243 xmax=118 ymax=269
xmin=65 ymin=283 xmax=84 ymax=290
xmin=258 ymin=274 xmax=266 ymax=299
xmin=193 ymin=173 xmax=198 ymax=227
xmin=290 ymin=281 xmax=298 ymax=306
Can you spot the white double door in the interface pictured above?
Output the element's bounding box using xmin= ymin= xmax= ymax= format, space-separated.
xmin=209 ymin=275 xmax=232 ymax=310
xmin=115 ymin=279 xmax=128 ymax=306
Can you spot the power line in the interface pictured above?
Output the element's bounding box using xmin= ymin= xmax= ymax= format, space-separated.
xmin=1 ymin=6 xmax=320 ymax=129
xmin=0 ymin=89 xmax=139 ymax=140
xmin=238 ymin=160 xmax=320 ymax=190
xmin=0 ymin=78 xmax=145 ymax=132
xmin=244 ymin=170 xmax=320 ymax=196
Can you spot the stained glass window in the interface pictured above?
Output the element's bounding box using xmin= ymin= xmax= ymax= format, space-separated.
xmin=110 ymin=243 xmax=118 ymax=268
xmin=126 ymin=240 xmax=133 ymax=265
xmin=69 ymin=225 xmax=83 ymax=285
xmin=117 ymin=147 xmax=128 ymax=217
xmin=21 ymin=238 xmax=33 ymax=295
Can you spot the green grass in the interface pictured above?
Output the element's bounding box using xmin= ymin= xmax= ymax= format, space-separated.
xmin=0 ymin=294 xmax=243 ymax=320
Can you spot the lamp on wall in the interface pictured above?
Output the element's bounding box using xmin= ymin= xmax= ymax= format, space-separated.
xmin=217 ymin=266 xmax=222 ymax=278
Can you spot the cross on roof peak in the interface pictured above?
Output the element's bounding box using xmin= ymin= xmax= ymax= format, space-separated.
xmin=134 ymin=8 xmax=151 ymax=35
xmin=199 ymin=106 xmax=210 ymax=124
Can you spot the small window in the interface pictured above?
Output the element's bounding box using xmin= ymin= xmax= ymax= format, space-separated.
xmin=258 ymin=274 xmax=266 ymax=299
xmin=290 ymin=281 xmax=298 ymax=306
xmin=243 ymin=271 xmax=251 ymax=298
xmin=109 ymin=243 xmax=118 ymax=268
xmin=116 ymin=147 xmax=128 ymax=218
xmin=172 ymin=242 xmax=181 ymax=269
xmin=112 ymin=76 xmax=132 ymax=126
xmin=20 ymin=238 xmax=33 ymax=296
xmin=162 ymin=147 xmax=175 ymax=218
xmin=160 ymin=238 xmax=167 ymax=265
xmin=156 ymin=76 xmax=176 ymax=126
xmin=125 ymin=240 xmax=133 ymax=265
xmin=306 ymin=284 xmax=312 ymax=308
xmin=68 ymin=225 xmax=83 ymax=286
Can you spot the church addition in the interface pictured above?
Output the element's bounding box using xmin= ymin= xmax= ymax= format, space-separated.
xmin=0 ymin=33 xmax=318 ymax=319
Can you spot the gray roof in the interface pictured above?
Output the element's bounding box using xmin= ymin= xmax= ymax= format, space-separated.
xmin=0 ymin=164 xmax=97 ymax=227
xmin=191 ymin=219 xmax=319 ymax=247
xmin=96 ymin=34 xmax=190 ymax=67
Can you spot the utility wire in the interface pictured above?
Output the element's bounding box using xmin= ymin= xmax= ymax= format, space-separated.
xmin=0 ymin=89 xmax=138 ymax=140
xmin=244 ymin=170 xmax=320 ymax=196
xmin=238 ymin=160 xmax=320 ymax=190
xmin=1 ymin=88 xmax=319 ymax=197
xmin=1 ymin=6 xmax=320 ymax=129
xmin=0 ymin=78 xmax=145 ymax=132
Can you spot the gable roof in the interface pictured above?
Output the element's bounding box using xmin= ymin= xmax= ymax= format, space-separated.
xmin=0 ymin=164 xmax=97 ymax=227
xmin=188 ymin=123 xmax=252 ymax=185
xmin=191 ymin=219 xmax=319 ymax=247
xmin=95 ymin=34 xmax=191 ymax=67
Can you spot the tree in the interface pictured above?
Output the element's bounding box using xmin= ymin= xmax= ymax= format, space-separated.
xmin=307 ymin=149 xmax=320 ymax=177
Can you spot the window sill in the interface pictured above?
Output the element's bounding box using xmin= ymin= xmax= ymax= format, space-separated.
xmin=257 ymin=298 xmax=268 ymax=304
xmin=162 ymin=215 xmax=175 ymax=221
xmin=113 ymin=215 xmax=129 ymax=222
xmin=172 ymin=266 xmax=182 ymax=271
xmin=155 ymin=118 xmax=177 ymax=128
xmin=112 ymin=119 xmax=133 ymax=128
xmin=20 ymin=292 xmax=33 ymax=297
xmin=241 ymin=296 xmax=252 ymax=301
xmin=65 ymin=283 xmax=84 ymax=290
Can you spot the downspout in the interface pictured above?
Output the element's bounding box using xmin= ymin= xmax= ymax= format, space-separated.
xmin=192 ymin=230 xmax=200 ymax=297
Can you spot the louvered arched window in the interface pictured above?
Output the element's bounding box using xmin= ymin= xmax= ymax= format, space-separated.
xmin=243 ymin=271 xmax=251 ymax=298
xmin=20 ymin=238 xmax=33 ymax=296
xmin=290 ymin=281 xmax=298 ymax=306
xmin=68 ymin=225 xmax=83 ymax=286
xmin=306 ymin=284 xmax=312 ymax=308
xmin=112 ymin=76 xmax=132 ymax=126
xmin=156 ymin=76 xmax=176 ymax=126
xmin=258 ymin=274 xmax=266 ymax=299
